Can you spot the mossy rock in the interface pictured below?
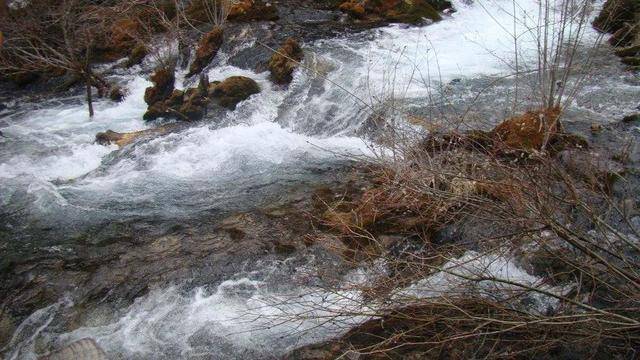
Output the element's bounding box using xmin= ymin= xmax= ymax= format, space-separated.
xmin=188 ymin=27 xmax=224 ymax=77
xmin=340 ymin=0 xmax=443 ymax=23
xmin=383 ymin=0 xmax=441 ymax=23
xmin=209 ymin=76 xmax=261 ymax=110
xmin=143 ymin=102 xmax=169 ymax=121
xmin=268 ymin=38 xmax=304 ymax=85
xmin=143 ymin=67 xmax=175 ymax=106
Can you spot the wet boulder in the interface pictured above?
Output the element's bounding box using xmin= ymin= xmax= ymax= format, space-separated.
xmin=143 ymin=67 xmax=175 ymax=106
xmin=209 ymin=76 xmax=261 ymax=110
xmin=178 ymin=85 xmax=211 ymax=120
xmin=143 ymin=76 xmax=214 ymax=121
xmin=188 ymin=27 xmax=224 ymax=77
xmin=227 ymin=0 xmax=279 ymax=22
xmin=268 ymin=38 xmax=304 ymax=85
xmin=491 ymin=107 xmax=561 ymax=151
xmin=144 ymin=88 xmax=208 ymax=122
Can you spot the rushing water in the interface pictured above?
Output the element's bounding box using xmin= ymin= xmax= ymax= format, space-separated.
xmin=1 ymin=0 xmax=639 ymax=358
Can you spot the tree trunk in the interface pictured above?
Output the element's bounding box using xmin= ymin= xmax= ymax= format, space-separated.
xmin=85 ymin=76 xmax=94 ymax=117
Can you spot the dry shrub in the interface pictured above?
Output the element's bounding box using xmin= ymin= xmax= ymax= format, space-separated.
xmin=288 ymin=296 xmax=636 ymax=359
xmin=303 ymin=106 xmax=640 ymax=358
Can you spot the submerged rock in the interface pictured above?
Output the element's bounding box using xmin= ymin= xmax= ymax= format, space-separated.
xmin=0 ymin=309 xmax=14 ymax=349
xmin=268 ymin=38 xmax=304 ymax=85
xmin=39 ymin=338 xmax=106 ymax=360
xmin=188 ymin=27 xmax=224 ymax=77
xmin=208 ymin=75 xmax=260 ymax=110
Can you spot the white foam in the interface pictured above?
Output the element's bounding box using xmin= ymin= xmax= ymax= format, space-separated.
xmin=0 ymin=76 xmax=149 ymax=181
xmin=54 ymin=279 xmax=366 ymax=358
xmin=398 ymin=250 xmax=565 ymax=312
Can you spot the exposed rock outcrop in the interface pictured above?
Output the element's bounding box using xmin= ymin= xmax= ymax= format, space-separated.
xmin=268 ymin=38 xmax=304 ymax=85
xmin=188 ymin=27 xmax=224 ymax=77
